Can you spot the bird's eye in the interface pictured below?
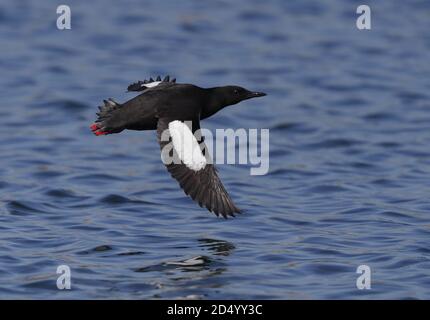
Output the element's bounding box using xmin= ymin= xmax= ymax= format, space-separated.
xmin=234 ymin=89 xmax=239 ymax=94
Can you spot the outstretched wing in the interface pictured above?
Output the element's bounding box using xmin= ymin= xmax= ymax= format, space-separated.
xmin=127 ymin=75 xmax=176 ymax=92
xmin=156 ymin=117 xmax=241 ymax=218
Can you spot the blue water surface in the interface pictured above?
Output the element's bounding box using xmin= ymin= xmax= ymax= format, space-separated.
xmin=1 ymin=0 xmax=430 ymax=299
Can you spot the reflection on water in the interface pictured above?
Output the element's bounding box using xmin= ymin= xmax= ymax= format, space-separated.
xmin=198 ymin=238 xmax=236 ymax=256
xmin=135 ymin=239 xmax=234 ymax=274
xmin=133 ymin=238 xmax=234 ymax=299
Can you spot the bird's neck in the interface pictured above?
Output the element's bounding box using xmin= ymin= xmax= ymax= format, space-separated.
xmin=202 ymin=87 xmax=229 ymax=119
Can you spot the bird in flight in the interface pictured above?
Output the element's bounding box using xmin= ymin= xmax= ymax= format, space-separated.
xmin=90 ymin=76 xmax=266 ymax=218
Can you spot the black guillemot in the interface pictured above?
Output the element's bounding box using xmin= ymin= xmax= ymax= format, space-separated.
xmin=90 ymin=75 xmax=266 ymax=218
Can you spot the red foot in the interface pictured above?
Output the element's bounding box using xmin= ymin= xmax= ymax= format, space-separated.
xmin=95 ymin=130 xmax=108 ymax=136
xmin=90 ymin=123 xmax=108 ymax=136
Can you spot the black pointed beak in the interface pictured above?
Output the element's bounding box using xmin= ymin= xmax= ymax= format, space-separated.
xmin=246 ymin=91 xmax=267 ymax=99
xmin=253 ymin=92 xmax=267 ymax=97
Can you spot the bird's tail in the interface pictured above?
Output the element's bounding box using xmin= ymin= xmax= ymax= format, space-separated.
xmin=90 ymin=98 xmax=124 ymax=136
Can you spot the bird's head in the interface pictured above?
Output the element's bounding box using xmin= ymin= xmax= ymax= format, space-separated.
xmin=203 ymin=85 xmax=266 ymax=119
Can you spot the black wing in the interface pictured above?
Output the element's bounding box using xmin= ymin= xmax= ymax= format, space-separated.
xmin=156 ymin=117 xmax=241 ymax=218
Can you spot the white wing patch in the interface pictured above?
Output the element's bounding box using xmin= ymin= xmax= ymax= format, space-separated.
xmin=142 ymin=81 xmax=161 ymax=88
xmin=168 ymin=120 xmax=206 ymax=171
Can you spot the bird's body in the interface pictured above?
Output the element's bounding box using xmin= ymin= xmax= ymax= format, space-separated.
xmin=91 ymin=76 xmax=266 ymax=218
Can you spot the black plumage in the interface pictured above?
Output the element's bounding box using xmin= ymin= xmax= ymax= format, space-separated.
xmin=90 ymin=76 xmax=266 ymax=218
